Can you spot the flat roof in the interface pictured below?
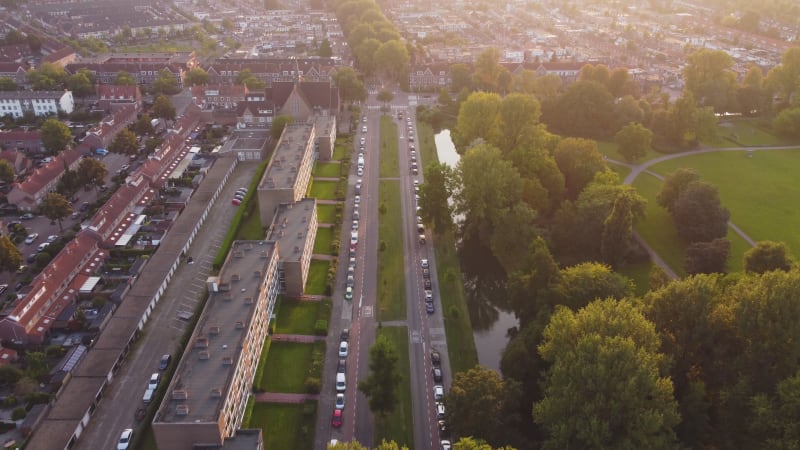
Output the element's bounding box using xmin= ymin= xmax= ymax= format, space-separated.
xmin=156 ymin=240 xmax=277 ymax=424
xmin=314 ymin=115 xmax=335 ymax=135
xmin=259 ymin=123 xmax=313 ymax=191
xmin=268 ymin=198 xmax=316 ymax=263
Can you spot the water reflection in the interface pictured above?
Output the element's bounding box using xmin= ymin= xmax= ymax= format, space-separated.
xmin=434 ymin=129 xmax=519 ymax=373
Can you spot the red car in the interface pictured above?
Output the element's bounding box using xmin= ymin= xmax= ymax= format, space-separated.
xmin=232 ymin=198 xmax=241 ymax=206
xmin=331 ymin=408 xmax=343 ymax=428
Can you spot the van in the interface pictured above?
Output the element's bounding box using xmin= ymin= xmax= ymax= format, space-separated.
xmin=142 ymin=388 xmax=155 ymax=404
xmin=336 ymin=373 xmax=346 ymax=392
xmin=357 ymin=156 xmax=364 ymax=169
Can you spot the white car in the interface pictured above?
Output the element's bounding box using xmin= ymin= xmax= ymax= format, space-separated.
xmin=434 ymin=385 xmax=444 ymax=400
xmin=118 ymin=428 xmax=133 ymax=450
xmin=421 ymin=259 xmax=429 ymax=269
xmin=352 ymin=220 xmax=359 ymax=231
xmin=354 ymin=195 xmax=361 ymax=204
xmin=357 ymin=167 xmax=364 ymax=177
xmin=24 ymin=233 xmax=39 ymax=245
xmin=362 ymin=126 xmax=367 ymax=133
xmin=339 ymin=341 xmax=349 ymax=357
xmin=335 ymin=393 xmax=345 ymax=410
xmin=46 ymin=234 xmax=59 ymax=243
xmin=148 ymin=372 xmax=160 ymax=390
xmin=360 ymin=137 xmax=365 ymax=145
xmin=36 ymin=242 xmax=49 ymax=252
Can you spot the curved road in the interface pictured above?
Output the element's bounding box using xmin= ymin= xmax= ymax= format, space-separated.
xmin=608 ymin=144 xmax=800 ymax=277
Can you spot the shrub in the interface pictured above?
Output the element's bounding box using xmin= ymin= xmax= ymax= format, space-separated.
xmin=304 ymin=377 xmax=321 ymax=394
xmin=11 ymin=407 xmax=25 ymax=420
xmin=313 ymin=319 xmax=328 ymax=336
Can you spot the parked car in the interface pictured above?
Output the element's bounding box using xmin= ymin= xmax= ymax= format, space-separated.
xmin=0 ymin=284 xmax=7 ymax=295
xmin=148 ymin=372 xmax=160 ymax=390
xmin=46 ymin=234 xmax=59 ymax=243
xmin=331 ymin=408 xmax=343 ymax=428
xmin=434 ymin=385 xmax=444 ymax=401
xmin=117 ymin=428 xmax=133 ymax=450
xmin=20 ymin=213 xmax=34 ymax=220
xmin=339 ymin=341 xmax=349 ymax=358
xmin=426 ymin=302 xmax=435 ymax=314
xmin=344 ymin=286 xmax=353 ymax=301
xmin=36 ymin=242 xmax=49 ymax=252
xmin=432 ymin=367 xmax=443 ymax=383
xmin=340 ymin=329 xmax=349 ymax=342
xmin=24 ymin=233 xmax=39 ymax=244
xmin=158 ymin=354 xmax=172 ymax=371
xmin=232 ymin=198 xmax=241 ymax=206
xmin=431 ymin=351 xmax=441 ymax=367
xmin=335 ymin=393 xmax=345 ymax=410
xmin=337 ymin=358 xmax=346 ymax=374
xmin=336 ymin=372 xmax=346 ymax=392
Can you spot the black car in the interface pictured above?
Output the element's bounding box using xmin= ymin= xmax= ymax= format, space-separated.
xmin=431 ymin=351 xmax=441 ymax=367
xmin=432 ymin=367 xmax=443 ymax=383
xmin=424 ymin=278 xmax=432 ymax=289
xmin=159 ymin=354 xmax=172 ymax=371
xmin=423 ymin=268 xmax=430 ymax=279
xmin=337 ymin=358 xmax=346 ymax=374
xmin=340 ymin=328 xmax=349 ymax=342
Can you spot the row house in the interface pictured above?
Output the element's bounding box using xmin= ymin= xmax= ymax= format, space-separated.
xmin=409 ymin=64 xmax=451 ymax=92
xmin=0 ymin=129 xmax=43 ymax=154
xmin=41 ymin=46 xmax=77 ymax=68
xmin=534 ymin=61 xmax=586 ymax=82
xmin=0 ymin=62 xmax=29 ymax=85
xmin=0 ymin=149 xmax=31 ymax=176
xmin=0 ymin=233 xmax=104 ymax=345
xmin=66 ymin=62 xmax=185 ymax=87
xmin=81 ymin=104 xmax=138 ymax=150
xmin=0 ymin=44 xmax=31 ymax=63
xmin=190 ymin=84 xmax=248 ymax=110
xmin=95 ymin=84 xmax=142 ymax=112
xmin=7 ymin=146 xmax=84 ymax=211
xmin=203 ymin=57 xmax=340 ymax=85
xmin=0 ymin=90 xmax=74 ymax=118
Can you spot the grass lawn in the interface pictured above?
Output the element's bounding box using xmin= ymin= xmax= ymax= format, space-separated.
xmin=417 ymin=122 xmax=478 ymax=374
xmin=706 ymin=119 xmax=790 ymax=147
xmin=376 ymin=180 xmax=406 ymax=321
xmin=260 ymin=342 xmax=315 ymax=392
xmin=646 ymin=150 xmax=800 ymax=261
xmin=597 ymin=140 xmax=659 ymax=163
xmin=305 ymin=260 xmax=330 ymax=295
xmin=313 ymin=227 xmax=334 ymax=255
xmin=374 ymin=326 xmax=413 ymax=449
xmin=250 ymin=402 xmax=316 ymax=450
xmin=235 ymin=207 xmax=264 ymax=240
xmin=634 ymin=172 xmax=754 ymax=276
xmin=275 ymin=298 xmax=330 ymax=335
xmin=316 ymin=204 xmax=338 ymax=224
xmin=333 ymin=144 xmax=350 ymax=161
xmin=309 ymin=180 xmax=339 ymax=200
xmin=380 ymin=116 xmax=400 ymax=178
xmin=313 ymin=162 xmax=342 ymax=178
xmin=609 ymin=163 xmax=631 ymax=180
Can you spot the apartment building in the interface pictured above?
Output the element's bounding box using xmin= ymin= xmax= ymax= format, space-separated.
xmin=267 ymin=198 xmax=318 ymax=297
xmin=256 ymin=123 xmax=315 ymax=224
xmin=0 ymin=90 xmax=74 ymax=118
xmin=152 ymin=240 xmax=279 ymax=450
xmin=314 ymin=115 xmax=336 ymax=161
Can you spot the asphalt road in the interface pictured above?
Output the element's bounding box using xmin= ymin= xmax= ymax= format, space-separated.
xmin=317 ymin=90 xmax=453 ymax=450
xmin=74 ymin=161 xmax=260 ymax=449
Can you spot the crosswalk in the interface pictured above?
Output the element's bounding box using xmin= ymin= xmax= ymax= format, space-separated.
xmin=365 ymin=104 xmax=409 ymax=111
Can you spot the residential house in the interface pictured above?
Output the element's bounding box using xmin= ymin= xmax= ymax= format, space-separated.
xmin=7 ymin=146 xmax=84 ymax=211
xmin=236 ymin=100 xmax=275 ymax=129
xmin=191 ymin=84 xmax=248 ymax=110
xmin=0 ymin=90 xmax=74 ymax=118
xmin=203 ymin=57 xmax=340 ymax=85
xmin=0 ymin=130 xmax=43 ymax=154
xmin=41 ymin=46 xmax=77 ymax=67
xmin=0 ymin=62 xmax=29 ymax=85
xmin=534 ymin=61 xmax=586 ymax=82
xmin=95 ymin=84 xmax=142 ymax=112
xmin=409 ymin=64 xmax=451 ymax=92
xmin=81 ymin=104 xmax=138 ymax=150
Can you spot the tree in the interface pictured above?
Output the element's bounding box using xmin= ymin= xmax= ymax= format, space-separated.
xmin=445 ymin=366 xmax=507 ymax=444
xmin=376 ymin=89 xmax=393 ymax=106
xmin=26 ymin=63 xmax=66 ymax=90
xmin=39 ymin=192 xmax=73 ymax=231
xmin=66 ymin=72 xmax=93 ymax=97
xmin=354 ymin=38 xmax=381 ymax=76
xmin=40 ymin=118 xmax=72 ymax=154
xmin=614 ymin=122 xmax=652 ymax=163
xmin=0 ymin=236 xmax=22 ymax=272
xmin=151 ymin=69 xmax=180 ymax=95
xmin=472 ymin=47 xmax=502 ymax=92
xmin=151 ymin=94 xmax=176 ymax=120
xmin=553 ymin=262 xmax=633 ymax=311
xmin=0 ymin=159 xmax=14 ymax=183
xmin=682 ymin=49 xmax=739 ymax=113
xmin=374 ymin=40 xmax=409 ymax=83
xmin=450 ymin=63 xmax=472 ymax=93
xmin=534 ymin=299 xmax=680 ymax=450
xmin=553 ymin=138 xmax=607 ymax=199
xmin=490 ymin=204 xmax=538 ymax=273
xmin=488 ymin=93 xmax=543 ymax=154
xmin=418 ymin=163 xmax=453 ymax=233
xmin=76 ymin=157 xmax=107 ymax=187
xmin=452 ymin=91 xmax=501 ymax=152
xmin=358 ymin=334 xmax=401 ymax=417
xmin=765 ymin=47 xmax=800 ymax=107
xmin=600 ymin=189 xmax=637 ymax=267
xmin=772 ymin=107 xmax=800 ymax=138
xmin=270 ymin=114 xmax=295 ymax=140
xmin=108 ymin=128 xmax=138 ymax=155
xmin=685 ymin=238 xmax=731 ymax=275
xmin=133 ymin=113 xmax=155 ymax=136
xmin=184 ymin=67 xmax=210 ymax=86
xmin=453 ymin=144 xmax=522 ymax=244
xmin=452 ymin=437 xmax=517 ymax=450
xmin=744 ymin=241 xmax=794 ymax=274
xmin=656 ymin=168 xmax=700 ymax=214
xmin=672 ymin=181 xmax=730 ymax=243
xmin=0 ymin=77 xmax=18 ymax=91
xmin=318 ymin=38 xmax=333 ymax=57
xmin=332 ymin=66 xmax=367 ymax=104
xmin=115 ymin=70 xmax=137 ymax=86
xmin=543 ymin=80 xmax=615 ymax=139
xmin=0 ymin=365 xmax=21 ymax=386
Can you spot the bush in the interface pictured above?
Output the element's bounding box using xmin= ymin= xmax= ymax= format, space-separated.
xmin=304 ymin=377 xmax=321 ymax=394
xmin=313 ymin=319 xmax=328 ymax=336
xmin=379 ymin=240 xmax=387 ymax=251
xmin=11 ymin=407 xmax=25 ymax=420
xmin=241 ymin=395 xmax=255 ymax=428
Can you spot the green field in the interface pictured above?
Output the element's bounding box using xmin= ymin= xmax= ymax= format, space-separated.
xmin=374 ymin=326 xmax=413 ymax=449
xmin=234 ymin=207 xmax=264 ymax=240
xmin=376 ymin=180 xmax=406 ymax=321
xmin=305 ymin=260 xmax=330 ymax=295
xmin=260 ymin=342 xmax=315 ymax=393
xmin=380 ymin=116 xmax=400 ymax=178
xmin=706 ymin=119 xmax=790 ymax=147
xmin=313 ymin=162 xmax=342 ymax=178
xmin=250 ymin=402 xmax=317 ymax=450
xmin=275 ymin=298 xmax=331 ymax=335
xmin=316 ymin=204 xmax=338 ymax=224
xmin=313 ymin=226 xmax=334 ymax=255
xmin=646 ymin=150 xmax=800 ymax=261
xmin=309 ymin=180 xmax=338 ymax=200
